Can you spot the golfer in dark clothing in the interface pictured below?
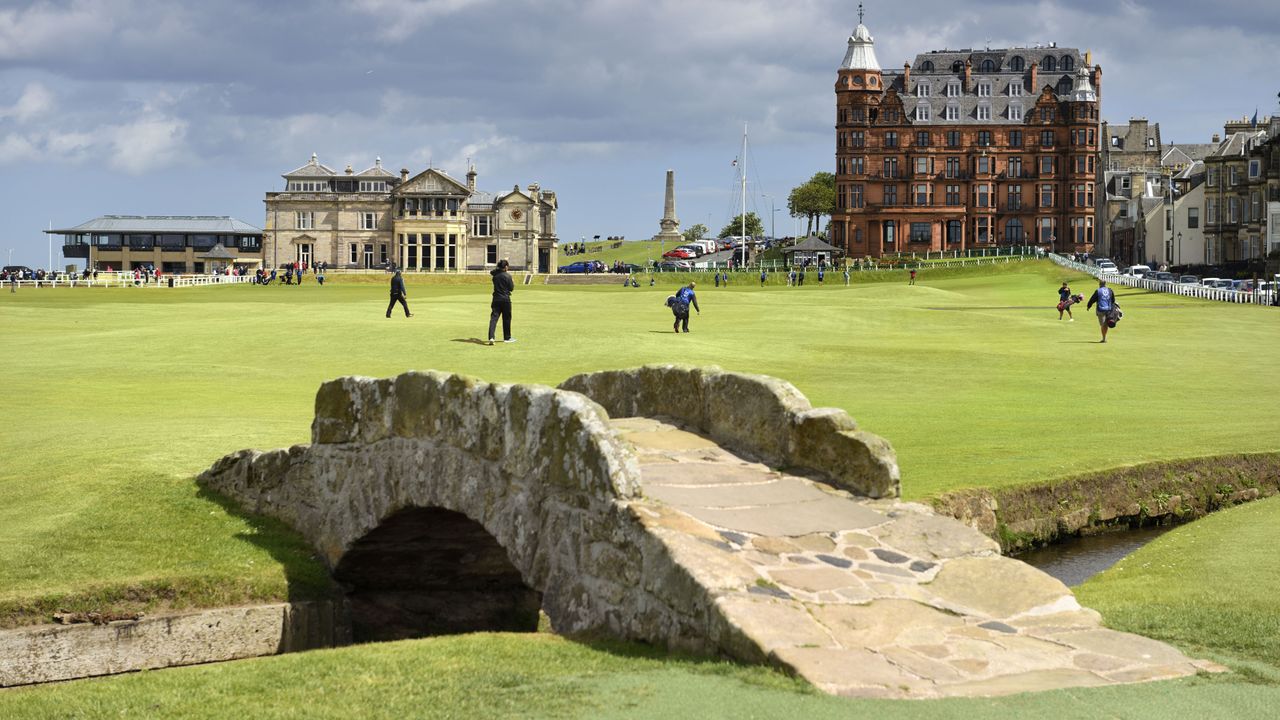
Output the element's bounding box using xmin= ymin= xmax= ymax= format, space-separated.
xmin=488 ymin=259 xmax=515 ymax=344
xmin=386 ymin=270 xmax=412 ymax=317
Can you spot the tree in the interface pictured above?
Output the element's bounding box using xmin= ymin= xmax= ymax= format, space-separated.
xmin=718 ymin=213 xmax=764 ymax=238
xmin=683 ymin=224 xmax=708 ymax=243
xmin=787 ymin=172 xmax=836 ymax=237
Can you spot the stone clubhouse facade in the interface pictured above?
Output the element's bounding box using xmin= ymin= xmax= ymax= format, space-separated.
xmin=263 ymin=155 xmax=560 ymax=273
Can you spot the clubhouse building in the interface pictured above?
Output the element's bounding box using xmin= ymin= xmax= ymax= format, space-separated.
xmin=51 ymin=215 xmax=264 ymax=273
xmin=831 ymin=15 xmax=1102 ymax=257
xmin=263 ymin=155 xmax=560 ymax=273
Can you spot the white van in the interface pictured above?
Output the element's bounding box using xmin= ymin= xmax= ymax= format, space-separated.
xmin=1123 ymin=264 xmax=1152 ymax=277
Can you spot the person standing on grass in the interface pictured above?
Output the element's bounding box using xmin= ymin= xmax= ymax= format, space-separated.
xmin=671 ymin=281 xmax=700 ymax=333
xmin=843 ymin=267 xmax=850 ymax=285
xmin=760 ymin=268 xmax=767 ymax=287
xmin=386 ymin=270 xmax=412 ymax=318
xmin=909 ymin=267 xmax=917 ymax=285
xmin=488 ymin=259 xmax=515 ymax=345
xmin=1086 ymin=278 xmax=1119 ymax=343
xmin=1057 ymin=281 xmax=1074 ymax=321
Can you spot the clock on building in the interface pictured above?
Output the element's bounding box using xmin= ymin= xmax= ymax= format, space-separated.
xmin=510 ymin=209 xmax=524 ymax=221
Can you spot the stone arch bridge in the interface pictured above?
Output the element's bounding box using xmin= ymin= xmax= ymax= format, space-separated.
xmin=201 ymin=365 xmax=1215 ymax=698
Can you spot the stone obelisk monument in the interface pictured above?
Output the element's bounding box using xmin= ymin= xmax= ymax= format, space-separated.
xmin=653 ymin=170 xmax=683 ymax=246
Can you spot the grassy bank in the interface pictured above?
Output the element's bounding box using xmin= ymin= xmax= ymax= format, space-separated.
xmin=1077 ymin=495 xmax=1280 ymax=682
xmin=3 ymin=261 xmax=1280 ymax=627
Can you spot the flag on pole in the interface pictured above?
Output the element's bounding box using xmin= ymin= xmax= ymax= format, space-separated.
xmin=1251 ymin=109 xmax=1259 ymax=128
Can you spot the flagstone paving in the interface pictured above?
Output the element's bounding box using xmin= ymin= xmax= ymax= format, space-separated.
xmin=611 ymin=416 xmax=1224 ymax=699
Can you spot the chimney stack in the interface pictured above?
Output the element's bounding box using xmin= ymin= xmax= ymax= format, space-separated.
xmin=903 ymin=61 xmax=911 ymax=87
xmin=1212 ymin=133 xmax=1221 ymax=144
xmin=400 ymin=168 xmax=409 ymax=182
xmin=1029 ymin=61 xmax=1038 ymax=93
xmin=466 ymin=164 xmax=477 ymax=193
xmin=963 ymin=58 xmax=972 ymax=92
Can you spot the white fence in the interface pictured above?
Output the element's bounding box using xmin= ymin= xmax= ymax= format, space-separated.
xmin=4 ymin=273 xmax=255 ymax=290
xmin=1050 ymin=254 xmax=1277 ymax=307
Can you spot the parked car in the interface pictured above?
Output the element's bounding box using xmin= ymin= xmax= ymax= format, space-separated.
xmin=1211 ymin=279 xmax=1235 ymax=290
xmin=1097 ymin=261 xmax=1119 ymax=274
xmin=611 ymin=263 xmax=645 ymax=274
xmin=662 ymin=248 xmax=693 ymax=259
xmin=1149 ymin=271 xmax=1174 ymax=283
xmin=1177 ymin=275 xmax=1199 ymax=284
xmin=558 ymin=261 xmax=590 ymax=274
xmin=676 ymin=244 xmax=706 ymax=257
xmin=1200 ymin=277 xmax=1220 ymax=287
xmin=1122 ymin=264 xmax=1152 ymax=278
xmin=655 ymin=261 xmax=692 ymax=272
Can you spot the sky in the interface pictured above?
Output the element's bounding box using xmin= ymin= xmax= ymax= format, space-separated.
xmin=2 ymin=0 xmax=1279 ymax=268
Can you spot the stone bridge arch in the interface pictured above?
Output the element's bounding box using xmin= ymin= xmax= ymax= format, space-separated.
xmin=201 ymin=365 xmax=1213 ymax=698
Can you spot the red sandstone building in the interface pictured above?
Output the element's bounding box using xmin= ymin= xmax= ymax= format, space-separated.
xmin=831 ymin=16 xmax=1101 ymax=257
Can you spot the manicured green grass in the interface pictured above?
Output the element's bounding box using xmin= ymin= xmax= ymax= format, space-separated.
xmin=2 ymin=631 xmax=1278 ymax=719
xmin=3 ymin=261 xmax=1280 ymax=625
xmin=1077 ymin=495 xmax=1280 ymax=682
xmin=4 ymin=261 xmax=1280 ymax=716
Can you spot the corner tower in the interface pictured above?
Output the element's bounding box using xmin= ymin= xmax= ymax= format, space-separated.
xmin=833 ymin=5 xmax=882 ymax=254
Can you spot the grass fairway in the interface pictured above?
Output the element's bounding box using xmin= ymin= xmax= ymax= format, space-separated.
xmin=2 ymin=260 xmax=1280 ymax=623
xmin=1 ymin=630 xmax=1278 ymax=719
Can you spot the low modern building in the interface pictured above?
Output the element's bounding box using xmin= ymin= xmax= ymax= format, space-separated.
xmin=50 ymin=215 xmax=264 ymax=273
xmin=262 ymin=155 xmax=559 ymax=272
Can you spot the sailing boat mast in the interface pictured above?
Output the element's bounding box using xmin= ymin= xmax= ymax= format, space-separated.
xmin=740 ymin=122 xmax=748 ymax=265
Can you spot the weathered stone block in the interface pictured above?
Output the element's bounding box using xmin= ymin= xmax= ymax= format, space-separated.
xmin=312 ymin=378 xmax=359 ymax=444
xmin=704 ymin=371 xmax=809 ymax=463
xmin=390 ymin=371 xmax=447 ymax=439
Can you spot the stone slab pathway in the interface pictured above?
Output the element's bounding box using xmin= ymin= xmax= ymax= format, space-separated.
xmin=611 ymin=416 xmax=1224 ymax=699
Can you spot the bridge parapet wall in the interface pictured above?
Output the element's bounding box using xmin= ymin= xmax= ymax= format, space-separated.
xmin=560 ymin=365 xmax=900 ymax=498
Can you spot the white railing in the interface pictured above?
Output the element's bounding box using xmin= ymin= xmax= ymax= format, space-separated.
xmin=3 ymin=273 xmax=256 ymax=289
xmin=1049 ymin=255 xmax=1277 ymax=307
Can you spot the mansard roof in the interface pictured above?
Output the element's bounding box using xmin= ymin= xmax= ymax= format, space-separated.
xmin=909 ymin=46 xmax=1084 ymax=73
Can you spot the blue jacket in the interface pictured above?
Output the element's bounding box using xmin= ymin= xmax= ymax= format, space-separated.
xmin=676 ymin=286 xmax=699 ymax=313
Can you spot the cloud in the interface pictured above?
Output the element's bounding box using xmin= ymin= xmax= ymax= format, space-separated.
xmin=0 ymin=82 xmax=54 ymax=121
xmin=351 ymin=0 xmax=493 ymax=42
xmin=108 ymin=115 xmax=188 ymax=173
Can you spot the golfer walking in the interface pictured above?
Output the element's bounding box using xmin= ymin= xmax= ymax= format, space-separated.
xmin=386 ymin=270 xmax=412 ymax=318
xmin=672 ymin=281 xmax=700 ymax=333
xmin=1086 ymin=278 xmax=1119 ymax=343
xmin=488 ymin=259 xmax=515 ymax=344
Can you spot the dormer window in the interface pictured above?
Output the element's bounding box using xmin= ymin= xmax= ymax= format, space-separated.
xmin=916 ymin=103 xmax=931 ymax=121
xmin=916 ymin=84 xmax=930 ymax=97
xmin=1009 ymin=55 xmax=1025 ymax=71
xmin=946 ymin=82 xmax=960 ymax=98
xmin=980 ymin=59 xmax=996 ymax=72
xmin=1062 ymin=55 xmax=1074 ymax=71
xmin=977 ymin=82 xmax=992 ymax=97
xmin=1008 ymin=83 xmax=1023 ymax=97
xmin=976 ymin=104 xmax=991 ymax=121
xmin=1043 ymin=56 xmax=1057 ymax=71
xmin=920 ymin=60 xmax=935 ymax=71
xmin=358 ymin=180 xmax=387 ymax=192
xmin=1009 ymin=104 xmax=1024 ymax=121
xmin=945 ymin=105 xmax=960 ymax=121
